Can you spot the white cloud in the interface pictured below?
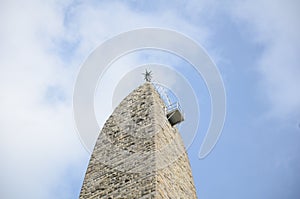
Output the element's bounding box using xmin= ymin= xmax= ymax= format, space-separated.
xmin=231 ymin=0 xmax=300 ymax=118
xmin=0 ymin=0 xmax=210 ymax=198
xmin=62 ymin=0 xmax=210 ymax=57
xmin=4 ymin=0 xmax=299 ymax=198
xmin=0 ymin=0 xmax=84 ymax=198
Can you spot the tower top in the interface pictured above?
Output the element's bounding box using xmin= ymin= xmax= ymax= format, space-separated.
xmin=79 ymin=82 xmax=197 ymax=198
xmin=142 ymin=69 xmax=152 ymax=82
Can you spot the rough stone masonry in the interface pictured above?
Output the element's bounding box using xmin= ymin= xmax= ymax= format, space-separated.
xmin=79 ymin=82 xmax=197 ymax=198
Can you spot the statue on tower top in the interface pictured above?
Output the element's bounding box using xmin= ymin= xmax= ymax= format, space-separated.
xmin=143 ymin=69 xmax=153 ymax=82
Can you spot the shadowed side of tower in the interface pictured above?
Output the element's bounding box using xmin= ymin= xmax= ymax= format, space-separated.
xmin=79 ymin=83 xmax=197 ymax=198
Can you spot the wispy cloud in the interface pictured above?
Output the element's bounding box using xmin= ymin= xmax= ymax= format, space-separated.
xmin=1 ymin=0 xmax=299 ymax=198
xmin=231 ymin=0 xmax=300 ymax=118
xmin=0 ymin=0 xmax=209 ymax=198
xmin=0 ymin=1 xmax=83 ymax=198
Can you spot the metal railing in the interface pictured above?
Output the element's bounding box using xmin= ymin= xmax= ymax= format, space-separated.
xmin=166 ymin=102 xmax=183 ymax=115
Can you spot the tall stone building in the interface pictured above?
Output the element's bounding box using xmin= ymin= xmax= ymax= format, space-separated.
xmin=80 ymin=82 xmax=197 ymax=198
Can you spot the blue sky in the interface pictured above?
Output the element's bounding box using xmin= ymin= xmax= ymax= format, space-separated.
xmin=1 ymin=0 xmax=300 ymax=198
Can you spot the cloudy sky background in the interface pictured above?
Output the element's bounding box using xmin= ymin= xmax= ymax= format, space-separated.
xmin=1 ymin=0 xmax=300 ymax=198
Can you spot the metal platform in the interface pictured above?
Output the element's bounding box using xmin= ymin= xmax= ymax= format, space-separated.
xmin=166 ymin=102 xmax=184 ymax=126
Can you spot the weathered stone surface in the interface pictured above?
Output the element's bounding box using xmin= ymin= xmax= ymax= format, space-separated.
xmin=79 ymin=82 xmax=197 ymax=198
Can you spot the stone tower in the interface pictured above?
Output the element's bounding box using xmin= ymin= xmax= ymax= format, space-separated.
xmin=79 ymin=82 xmax=197 ymax=198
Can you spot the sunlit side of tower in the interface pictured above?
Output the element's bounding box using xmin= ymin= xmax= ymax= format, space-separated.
xmin=79 ymin=82 xmax=197 ymax=198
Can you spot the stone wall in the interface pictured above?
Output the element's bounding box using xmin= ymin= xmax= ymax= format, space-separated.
xmin=79 ymin=83 xmax=197 ymax=198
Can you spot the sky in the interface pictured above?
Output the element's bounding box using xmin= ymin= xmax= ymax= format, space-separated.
xmin=0 ymin=0 xmax=300 ymax=198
